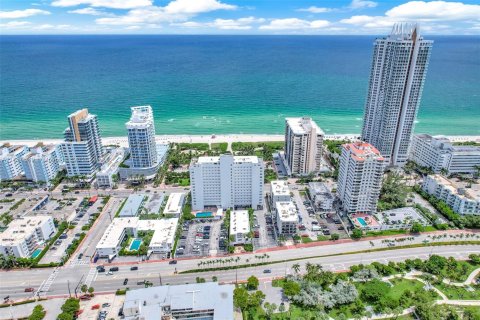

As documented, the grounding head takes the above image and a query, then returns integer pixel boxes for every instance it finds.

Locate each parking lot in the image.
[175,218,225,257]
[40,198,104,264]
[252,208,277,249]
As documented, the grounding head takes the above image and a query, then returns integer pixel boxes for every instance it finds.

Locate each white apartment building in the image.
[422,175,479,215]
[308,182,334,212]
[97,148,125,188]
[0,145,28,181]
[362,23,433,167]
[190,155,264,211]
[163,192,185,217]
[409,134,480,174]
[21,145,60,185]
[96,217,178,258]
[275,201,298,234]
[270,180,291,205]
[126,106,158,169]
[337,142,385,215]
[284,117,324,176]
[60,109,103,178]
[0,216,56,258]
[229,210,250,244]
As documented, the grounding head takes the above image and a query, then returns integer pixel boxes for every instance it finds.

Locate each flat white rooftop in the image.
[286,117,324,135]
[126,105,154,128]
[138,218,178,248]
[275,201,298,222]
[119,194,146,217]
[229,210,250,235]
[163,193,185,215]
[196,155,259,164]
[0,216,52,247]
[271,180,290,197]
[96,217,138,250]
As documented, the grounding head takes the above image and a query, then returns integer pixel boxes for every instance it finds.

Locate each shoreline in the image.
[1,134,479,148]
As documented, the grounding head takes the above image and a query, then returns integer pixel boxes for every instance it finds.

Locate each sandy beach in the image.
[1,134,479,148]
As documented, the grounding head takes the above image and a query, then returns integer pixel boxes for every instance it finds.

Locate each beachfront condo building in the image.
[409,134,480,175]
[284,117,324,176]
[361,23,433,167]
[60,108,103,178]
[337,142,385,215]
[21,144,61,185]
[0,145,28,181]
[190,155,264,211]
[422,175,480,215]
[126,105,158,168]
[0,216,56,258]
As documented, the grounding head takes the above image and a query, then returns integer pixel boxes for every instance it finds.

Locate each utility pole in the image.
[159,273,163,286]
[67,280,71,297]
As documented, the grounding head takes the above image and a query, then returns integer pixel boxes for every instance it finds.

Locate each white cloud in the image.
[173,16,264,30]
[0,21,32,29]
[164,0,236,14]
[35,23,72,30]
[296,6,332,13]
[125,25,141,30]
[349,0,377,9]
[0,9,50,19]
[96,0,237,26]
[68,7,112,16]
[51,0,152,9]
[385,1,480,21]
[341,1,480,30]
[259,18,330,30]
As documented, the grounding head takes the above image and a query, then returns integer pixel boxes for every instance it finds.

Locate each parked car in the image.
[109,267,119,272]
[105,271,113,275]
[91,304,100,310]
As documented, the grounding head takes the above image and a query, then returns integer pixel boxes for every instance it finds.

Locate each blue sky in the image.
[1,0,479,34]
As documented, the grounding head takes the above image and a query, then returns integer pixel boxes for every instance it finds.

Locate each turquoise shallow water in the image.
[0,35,479,140]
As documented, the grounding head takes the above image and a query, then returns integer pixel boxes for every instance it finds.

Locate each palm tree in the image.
[292,263,300,274]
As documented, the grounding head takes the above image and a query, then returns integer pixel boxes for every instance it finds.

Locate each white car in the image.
[105,271,113,275]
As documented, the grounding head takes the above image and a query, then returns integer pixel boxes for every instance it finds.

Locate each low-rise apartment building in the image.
[275,201,298,235]
[270,180,290,205]
[0,216,56,258]
[409,134,480,174]
[229,210,250,245]
[308,182,334,212]
[422,174,480,215]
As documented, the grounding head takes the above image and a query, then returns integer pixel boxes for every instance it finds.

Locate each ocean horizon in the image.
[1,35,479,140]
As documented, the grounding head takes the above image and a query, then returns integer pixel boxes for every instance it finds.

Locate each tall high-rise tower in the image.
[126,106,158,168]
[60,108,103,177]
[284,117,324,176]
[361,23,433,167]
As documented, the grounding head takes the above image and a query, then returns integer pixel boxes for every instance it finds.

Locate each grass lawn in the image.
[179,178,190,186]
[435,283,480,300]
[388,278,431,300]
[210,142,228,153]
[365,229,408,237]
[301,236,313,243]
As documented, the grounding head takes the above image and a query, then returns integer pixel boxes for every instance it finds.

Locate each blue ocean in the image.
[0,35,479,140]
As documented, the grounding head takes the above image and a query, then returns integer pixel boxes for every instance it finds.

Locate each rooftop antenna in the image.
[185,290,200,309]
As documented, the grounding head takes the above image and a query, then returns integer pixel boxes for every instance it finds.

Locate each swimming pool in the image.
[356,217,368,226]
[196,211,213,218]
[31,248,43,259]
[129,238,142,251]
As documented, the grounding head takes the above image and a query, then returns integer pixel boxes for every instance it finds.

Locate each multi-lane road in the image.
[1,242,478,301]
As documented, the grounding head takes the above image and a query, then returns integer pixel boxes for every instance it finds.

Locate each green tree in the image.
[331,233,340,241]
[264,302,277,319]
[233,287,249,310]
[292,263,300,275]
[361,279,390,304]
[88,286,94,295]
[28,305,46,320]
[410,222,424,234]
[247,275,259,290]
[80,284,88,294]
[282,280,301,297]
[351,228,363,239]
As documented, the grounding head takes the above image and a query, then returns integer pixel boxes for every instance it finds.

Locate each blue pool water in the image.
[196,212,213,218]
[31,248,42,259]
[357,218,367,226]
[129,239,142,251]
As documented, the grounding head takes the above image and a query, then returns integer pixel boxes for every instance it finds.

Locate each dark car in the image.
[77,253,83,260]
[109,267,119,272]
[263,269,272,274]
[123,278,128,285]
[130,266,138,271]
[169,260,178,265]
[24,287,35,292]
[97,266,105,272]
